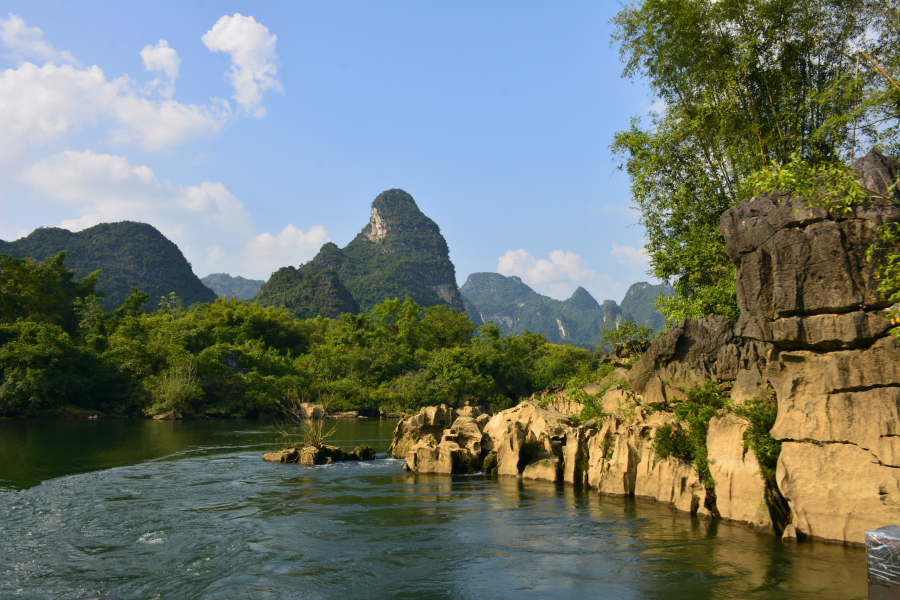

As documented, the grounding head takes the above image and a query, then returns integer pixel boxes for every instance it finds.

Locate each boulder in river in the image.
[387,404,458,458]
[482,401,570,480]
[406,434,481,474]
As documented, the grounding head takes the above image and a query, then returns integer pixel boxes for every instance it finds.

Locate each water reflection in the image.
[0,419,868,599]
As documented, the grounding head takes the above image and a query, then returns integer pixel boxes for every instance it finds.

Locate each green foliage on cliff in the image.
[201,273,265,301]
[651,380,728,489]
[611,0,897,325]
[0,222,217,310]
[257,190,465,318]
[0,253,603,417]
[732,389,781,484]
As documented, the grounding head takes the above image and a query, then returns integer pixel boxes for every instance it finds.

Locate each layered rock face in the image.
[716,149,900,544]
[626,316,771,405]
[394,397,770,528]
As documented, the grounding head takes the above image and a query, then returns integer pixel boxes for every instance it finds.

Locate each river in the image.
[0,418,866,599]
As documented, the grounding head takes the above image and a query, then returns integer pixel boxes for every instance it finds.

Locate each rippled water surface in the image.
[0,419,866,599]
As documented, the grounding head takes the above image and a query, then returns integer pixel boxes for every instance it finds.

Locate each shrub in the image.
[650,379,727,489]
[732,388,781,484]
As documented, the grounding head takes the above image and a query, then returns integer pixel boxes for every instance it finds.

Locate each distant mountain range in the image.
[201,273,264,301]
[0,222,217,309]
[2,200,670,338]
[255,189,465,318]
[460,273,671,346]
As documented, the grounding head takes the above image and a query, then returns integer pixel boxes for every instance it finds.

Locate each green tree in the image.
[0,252,101,334]
[611,0,896,324]
[0,321,94,411]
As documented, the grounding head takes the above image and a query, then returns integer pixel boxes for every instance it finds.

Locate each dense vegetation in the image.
[201,273,265,301]
[460,273,669,346]
[0,252,609,418]
[611,0,899,325]
[0,222,217,310]
[256,189,466,318]
[255,263,359,319]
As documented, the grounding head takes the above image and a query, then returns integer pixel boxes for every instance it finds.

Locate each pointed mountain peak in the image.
[363,189,437,243]
[564,286,601,311]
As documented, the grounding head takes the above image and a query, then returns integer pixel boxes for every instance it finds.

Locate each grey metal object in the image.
[867,525,900,599]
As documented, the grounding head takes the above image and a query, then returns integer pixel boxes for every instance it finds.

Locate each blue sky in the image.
[0,1,658,304]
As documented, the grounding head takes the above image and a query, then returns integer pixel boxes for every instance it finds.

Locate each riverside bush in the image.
[650,380,728,489]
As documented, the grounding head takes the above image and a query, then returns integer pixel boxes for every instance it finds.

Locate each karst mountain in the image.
[460,273,671,346]
[0,222,217,309]
[255,189,466,318]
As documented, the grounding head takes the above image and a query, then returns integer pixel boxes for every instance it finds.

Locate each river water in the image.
[0,419,866,599]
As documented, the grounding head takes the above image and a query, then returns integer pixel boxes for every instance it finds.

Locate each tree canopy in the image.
[0,252,611,417]
[611,0,900,324]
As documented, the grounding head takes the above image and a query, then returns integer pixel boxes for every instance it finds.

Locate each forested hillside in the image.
[256,189,465,317]
[0,252,606,418]
[460,272,668,346]
[201,273,265,300]
[0,223,217,309]
[620,282,672,331]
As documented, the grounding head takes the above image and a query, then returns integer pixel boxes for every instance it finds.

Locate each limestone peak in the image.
[361,189,441,245]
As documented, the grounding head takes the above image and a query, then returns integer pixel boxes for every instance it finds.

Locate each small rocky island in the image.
[264,443,377,465]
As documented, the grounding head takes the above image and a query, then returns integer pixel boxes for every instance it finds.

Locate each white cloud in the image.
[21,148,253,245]
[0,13,77,65]
[0,58,227,158]
[19,150,327,279]
[207,224,331,279]
[0,15,230,159]
[498,248,596,286]
[59,213,102,231]
[202,14,281,118]
[107,92,229,150]
[141,40,179,79]
[497,248,608,300]
[141,40,180,98]
[610,242,651,267]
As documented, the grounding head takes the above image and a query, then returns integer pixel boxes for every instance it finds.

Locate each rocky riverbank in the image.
[391,150,900,547]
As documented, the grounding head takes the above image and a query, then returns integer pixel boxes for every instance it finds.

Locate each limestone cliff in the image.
[716,149,900,546]
[257,189,465,317]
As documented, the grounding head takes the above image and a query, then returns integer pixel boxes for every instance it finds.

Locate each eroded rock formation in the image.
[392,150,900,546]
[715,149,900,545]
